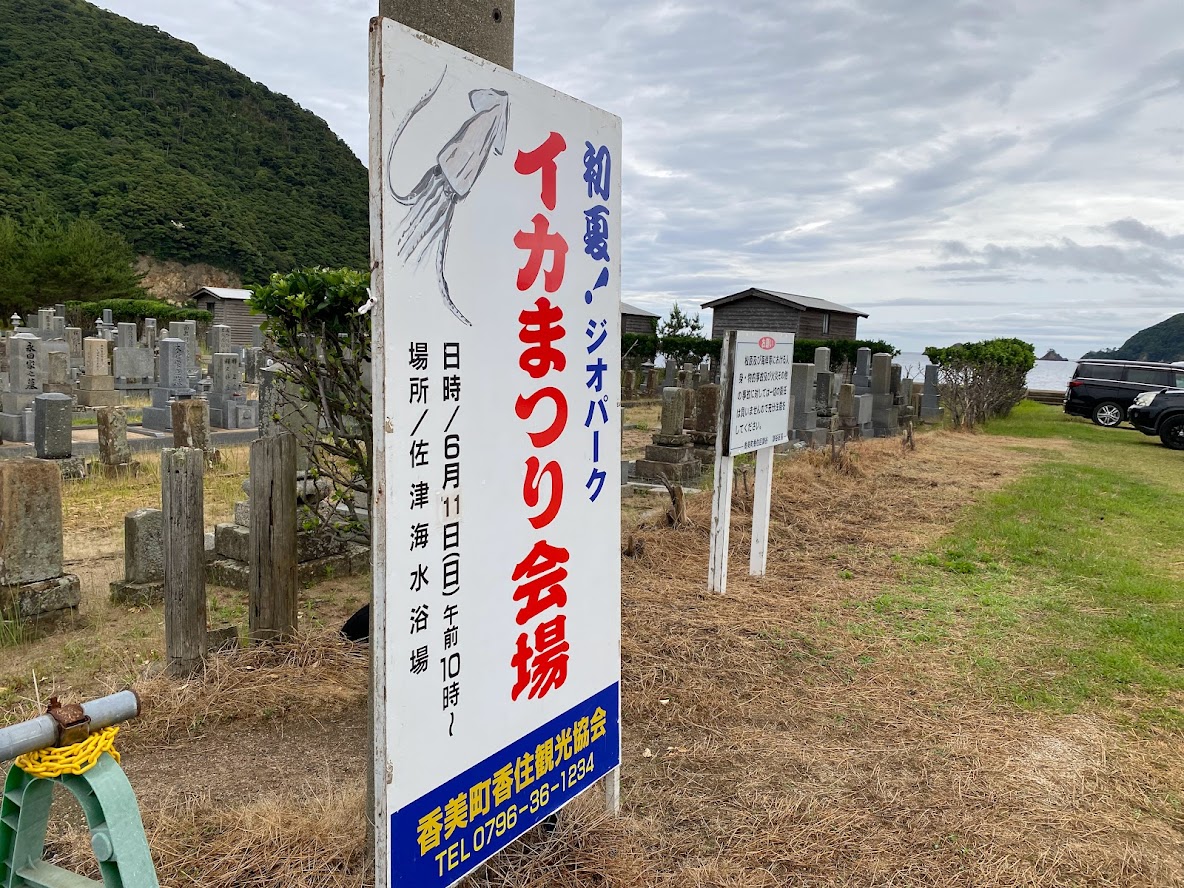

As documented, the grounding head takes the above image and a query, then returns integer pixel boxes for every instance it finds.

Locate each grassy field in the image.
[862,402,1184,729]
[1,402,1181,886]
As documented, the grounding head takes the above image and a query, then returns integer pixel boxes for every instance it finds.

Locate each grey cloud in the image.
[1105,218,1184,250]
[921,239,1184,285]
[93,0,1184,354]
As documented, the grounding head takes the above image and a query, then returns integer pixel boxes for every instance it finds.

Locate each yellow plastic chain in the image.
[14,726,121,779]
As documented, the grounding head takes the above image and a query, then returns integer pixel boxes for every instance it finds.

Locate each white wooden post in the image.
[709,452,734,593]
[749,445,773,576]
[708,333,736,594]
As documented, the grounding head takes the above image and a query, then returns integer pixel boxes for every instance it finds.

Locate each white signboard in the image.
[725,330,794,455]
[370,20,622,888]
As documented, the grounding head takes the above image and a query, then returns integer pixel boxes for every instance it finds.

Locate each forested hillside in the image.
[0,0,368,282]
[1081,313,1184,362]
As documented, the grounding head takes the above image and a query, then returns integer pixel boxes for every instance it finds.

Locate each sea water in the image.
[894,352,1076,393]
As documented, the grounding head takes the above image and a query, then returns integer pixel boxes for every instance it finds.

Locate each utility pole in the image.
[370,4,514,884]
[377,0,514,68]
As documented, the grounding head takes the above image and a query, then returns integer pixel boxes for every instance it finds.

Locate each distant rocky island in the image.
[1039,349,1068,362]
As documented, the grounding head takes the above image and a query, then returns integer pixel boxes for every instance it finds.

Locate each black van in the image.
[1064,360,1184,427]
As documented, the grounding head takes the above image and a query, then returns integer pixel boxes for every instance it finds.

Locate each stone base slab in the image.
[2,574,81,620]
[141,406,172,430]
[109,580,164,606]
[215,523,350,564]
[0,411,26,441]
[48,456,88,480]
[633,458,702,485]
[207,544,370,591]
[76,389,121,408]
[79,376,115,392]
[643,444,696,464]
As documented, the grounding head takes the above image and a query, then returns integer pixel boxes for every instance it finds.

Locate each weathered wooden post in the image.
[161,447,206,676]
[248,431,297,642]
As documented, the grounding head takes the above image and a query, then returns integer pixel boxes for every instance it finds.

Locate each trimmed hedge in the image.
[794,338,898,369]
[66,298,212,333]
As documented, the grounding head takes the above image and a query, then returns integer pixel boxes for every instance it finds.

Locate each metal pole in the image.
[0,691,141,765]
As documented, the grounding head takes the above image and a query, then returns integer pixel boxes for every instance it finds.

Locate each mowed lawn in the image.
[864,401,1184,729]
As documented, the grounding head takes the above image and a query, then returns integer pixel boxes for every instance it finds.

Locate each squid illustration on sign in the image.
[370,67,510,325]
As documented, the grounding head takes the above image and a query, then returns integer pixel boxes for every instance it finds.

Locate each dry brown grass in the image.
[15,429,1184,887]
[130,634,368,745]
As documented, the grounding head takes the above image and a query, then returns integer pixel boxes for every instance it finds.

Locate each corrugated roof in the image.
[620,301,660,318]
[191,287,252,301]
[701,288,868,318]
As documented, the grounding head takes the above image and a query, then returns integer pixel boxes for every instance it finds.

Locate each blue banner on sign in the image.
[390,683,621,887]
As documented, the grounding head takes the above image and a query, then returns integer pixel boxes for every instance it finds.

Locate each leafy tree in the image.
[659,303,704,338]
[924,338,1036,429]
[657,303,713,366]
[249,267,372,540]
[0,208,146,318]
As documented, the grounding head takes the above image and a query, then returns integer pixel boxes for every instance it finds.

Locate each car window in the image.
[1175,371,1184,388]
[1077,364,1124,380]
[1126,368,1169,386]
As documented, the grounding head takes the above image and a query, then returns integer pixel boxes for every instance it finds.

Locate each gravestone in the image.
[113,345,154,386]
[814,346,831,372]
[690,382,720,462]
[97,406,133,470]
[34,393,73,460]
[65,327,83,368]
[37,309,55,331]
[209,325,233,357]
[143,338,195,431]
[870,353,898,436]
[243,347,263,384]
[49,316,65,339]
[815,369,835,417]
[101,309,114,326]
[116,322,138,349]
[921,364,942,420]
[171,398,216,463]
[142,318,158,349]
[110,508,164,604]
[168,321,199,378]
[0,459,81,620]
[632,387,701,485]
[838,383,858,438]
[54,304,66,318]
[853,347,872,394]
[258,363,313,471]
[77,337,121,408]
[1,333,42,440]
[789,363,821,444]
[251,325,264,349]
[208,353,247,428]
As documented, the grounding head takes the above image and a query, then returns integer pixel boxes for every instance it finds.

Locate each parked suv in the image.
[1128,389,1184,449]
[1063,360,1184,427]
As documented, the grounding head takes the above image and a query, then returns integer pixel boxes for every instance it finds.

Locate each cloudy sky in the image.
[97,0,1184,356]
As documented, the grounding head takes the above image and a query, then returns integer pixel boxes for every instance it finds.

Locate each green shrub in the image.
[924,338,1036,428]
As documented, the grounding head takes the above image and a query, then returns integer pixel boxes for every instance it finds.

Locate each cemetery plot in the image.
[0,403,1180,887]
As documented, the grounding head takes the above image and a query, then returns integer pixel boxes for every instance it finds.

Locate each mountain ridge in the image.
[1080,313,1184,362]
[0,0,369,283]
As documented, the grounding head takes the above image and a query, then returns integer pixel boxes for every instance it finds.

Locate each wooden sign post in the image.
[708,330,794,594]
